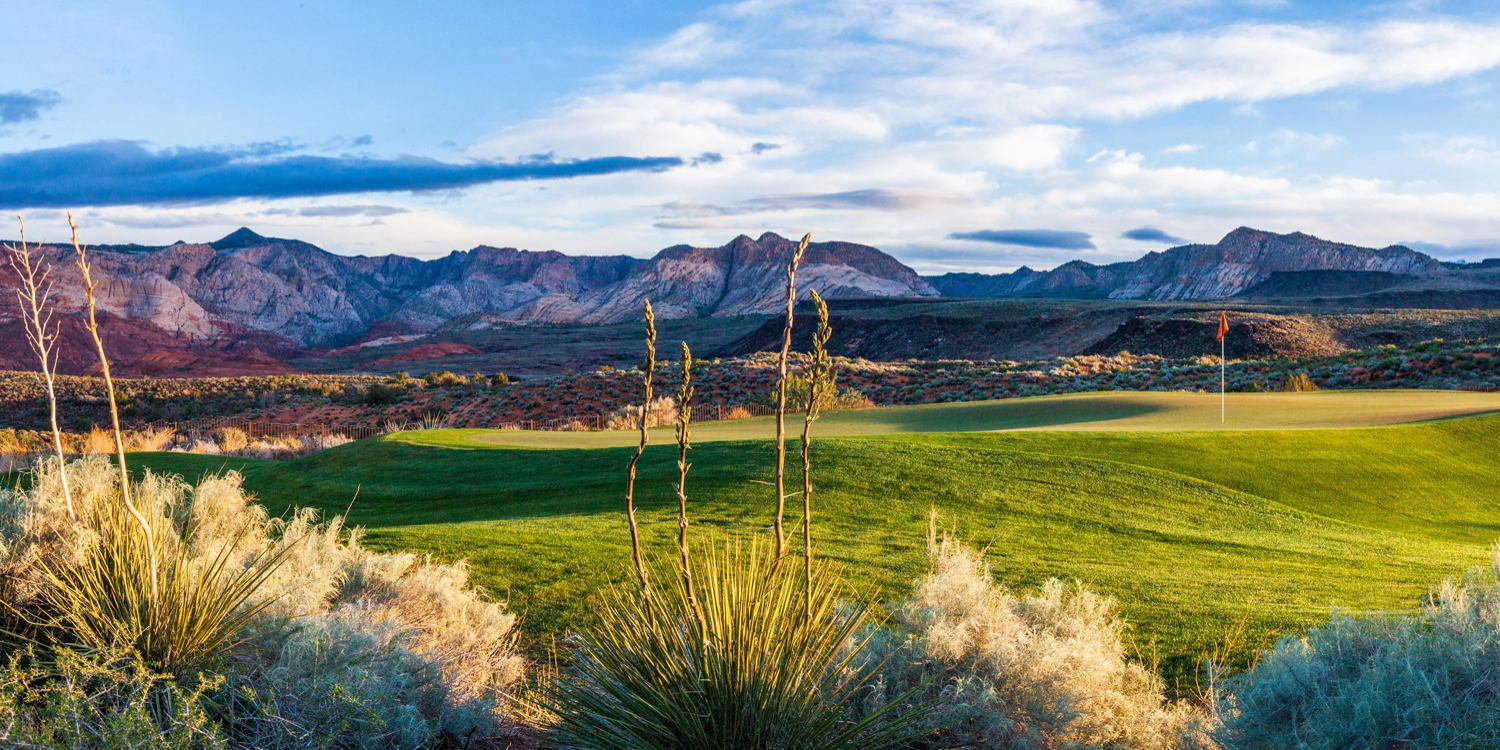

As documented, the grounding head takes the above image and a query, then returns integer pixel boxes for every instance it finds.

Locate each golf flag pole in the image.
[1217,311,1229,423]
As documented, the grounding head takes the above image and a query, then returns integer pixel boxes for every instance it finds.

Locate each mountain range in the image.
[2,225,1496,376]
[926,227,1445,299]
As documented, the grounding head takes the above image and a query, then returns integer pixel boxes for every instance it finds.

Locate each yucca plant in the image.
[34,474,293,677]
[551,538,923,750]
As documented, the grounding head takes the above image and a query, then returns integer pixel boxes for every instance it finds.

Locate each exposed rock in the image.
[4,230,934,358]
[927,228,1449,301]
[372,342,484,364]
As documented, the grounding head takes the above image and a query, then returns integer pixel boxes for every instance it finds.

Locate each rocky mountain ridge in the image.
[0,229,937,360]
[927,227,1447,300]
[4,225,1494,377]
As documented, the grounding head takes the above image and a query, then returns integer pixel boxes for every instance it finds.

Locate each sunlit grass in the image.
[125,399,1500,689]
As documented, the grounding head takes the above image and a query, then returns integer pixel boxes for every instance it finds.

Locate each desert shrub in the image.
[551,539,922,750]
[242,436,303,460]
[424,371,466,388]
[774,374,872,412]
[725,404,756,420]
[1279,371,1318,392]
[0,648,228,749]
[491,372,511,389]
[364,382,407,406]
[854,536,1212,749]
[602,396,677,430]
[0,457,526,747]
[415,409,450,430]
[82,426,115,455]
[128,426,178,452]
[1216,546,1500,749]
[301,433,352,452]
[213,427,249,453]
[9,462,295,677]
[182,439,221,455]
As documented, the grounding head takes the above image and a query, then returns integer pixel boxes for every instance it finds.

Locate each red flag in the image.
[1216,311,1229,343]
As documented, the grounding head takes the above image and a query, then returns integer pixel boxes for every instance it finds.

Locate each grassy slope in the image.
[126,395,1500,689]
[467,389,1500,448]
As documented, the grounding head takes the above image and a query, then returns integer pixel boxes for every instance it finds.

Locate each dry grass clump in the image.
[1216,545,1500,749]
[724,404,756,420]
[855,536,1214,749]
[127,426,177,452]
[213,427,250,453]
[81,426,116,455]
[603,395,678,430]
[301,432,352,452]
[0,456,526,746]
[1279,371,1319,392]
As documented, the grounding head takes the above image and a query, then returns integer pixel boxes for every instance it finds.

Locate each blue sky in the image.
[6,0,1500,271]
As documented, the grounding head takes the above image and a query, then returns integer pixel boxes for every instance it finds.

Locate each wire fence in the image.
[490,401,786,432]
[136,417,388,443]
[0,400,864,469]
[130,399,839,441]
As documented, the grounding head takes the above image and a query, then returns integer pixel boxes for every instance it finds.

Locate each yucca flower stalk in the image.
[552,539,925,750]
[674,341,706,636]
[773,233,811,562]
[800,289,835,618]
[70,214,158,599]
[4,217,74,520]
[623,299,657,591]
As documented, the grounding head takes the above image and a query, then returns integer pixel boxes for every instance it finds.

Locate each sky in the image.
[5,0,1500,272]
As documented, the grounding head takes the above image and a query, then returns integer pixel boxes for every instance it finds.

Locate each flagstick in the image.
[1220,334,1225,424]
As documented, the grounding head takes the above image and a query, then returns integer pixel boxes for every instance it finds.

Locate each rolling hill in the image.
[122,392,1500,689]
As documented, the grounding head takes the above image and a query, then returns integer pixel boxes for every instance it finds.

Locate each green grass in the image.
[467,389,1500,448]
[121,389,1500,692]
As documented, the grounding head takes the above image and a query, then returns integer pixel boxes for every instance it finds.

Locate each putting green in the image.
[465,389,1500,448]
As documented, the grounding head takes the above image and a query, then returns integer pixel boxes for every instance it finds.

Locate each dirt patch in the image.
[1085,314,1346,359]
[117,348,298,378]
[373,342,484,364]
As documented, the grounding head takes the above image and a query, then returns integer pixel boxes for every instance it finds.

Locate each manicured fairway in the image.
[124,389,1500,692]
[467,389,1500,448]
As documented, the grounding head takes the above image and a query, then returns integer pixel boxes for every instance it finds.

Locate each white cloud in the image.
[1403,133,1500,164]
[971,125,1080,171]
[1272,129,1347,150]
[58,1,1500,274]
[639,23,720,68]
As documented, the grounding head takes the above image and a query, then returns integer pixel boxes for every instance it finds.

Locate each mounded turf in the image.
[124,389,1500,691]
[467,389,1500,448]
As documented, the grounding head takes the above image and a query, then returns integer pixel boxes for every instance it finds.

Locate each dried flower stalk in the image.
[799,289,834,617]
[4,218,74,519]
[772,233,811,561]
[675,342,705,635]
[70,214,157,596]
[624,299,657,591]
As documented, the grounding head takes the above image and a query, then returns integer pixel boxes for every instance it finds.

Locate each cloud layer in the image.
[1121,227,1187,244]
[0,140,683,209]
[950,229,1096,250]
[0,89,61,124]
[11,1,1500,270]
